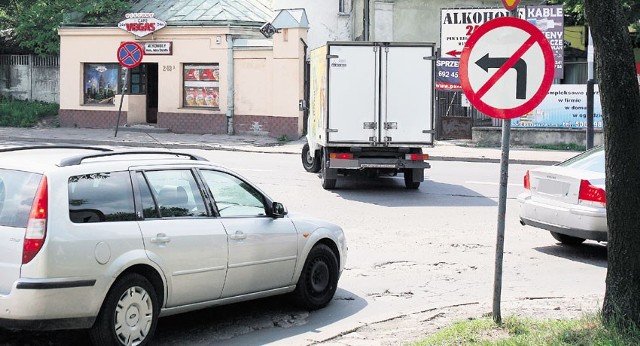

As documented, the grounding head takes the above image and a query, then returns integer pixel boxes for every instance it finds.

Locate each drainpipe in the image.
[300,38,309,135]
[364,0,370,41]
[226,34,235,135]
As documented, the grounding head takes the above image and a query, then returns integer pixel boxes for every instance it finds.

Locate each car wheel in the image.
[302,143,321,173]
[404,169,421,189]
[293,244,339,310]
[90,273,159,346]
[550,231,586,246]
[321,154,337,190]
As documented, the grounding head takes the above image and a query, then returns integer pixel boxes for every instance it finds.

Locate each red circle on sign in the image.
[459,17,554,120]
[117,42,144,69]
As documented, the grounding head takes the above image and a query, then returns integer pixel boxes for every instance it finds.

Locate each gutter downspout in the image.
[364,0,370,41]
[226,34,235,135]
[300,37,309,135]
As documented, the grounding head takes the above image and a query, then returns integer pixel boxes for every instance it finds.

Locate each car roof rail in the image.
[58,150,209,167]
[0,145,112,153]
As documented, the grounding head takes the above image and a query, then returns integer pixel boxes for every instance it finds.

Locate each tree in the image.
[583,0,640,329]
[1,0,129,55]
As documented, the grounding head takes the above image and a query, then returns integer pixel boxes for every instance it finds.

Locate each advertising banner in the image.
[435,58,461,91]
[511,84,602,128]
[525,5,564,79]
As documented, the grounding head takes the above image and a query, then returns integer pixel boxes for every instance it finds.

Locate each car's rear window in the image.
[0,169,43,228]
[559,146,605,173]
[68,171,136,223]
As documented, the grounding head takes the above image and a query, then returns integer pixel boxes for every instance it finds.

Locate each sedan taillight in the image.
[524,170,530,190]
[578,179,606,207]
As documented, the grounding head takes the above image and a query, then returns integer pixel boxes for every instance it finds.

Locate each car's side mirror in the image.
[271,202,287,218]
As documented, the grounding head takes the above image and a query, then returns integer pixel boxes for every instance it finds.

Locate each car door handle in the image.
[151,233,171,244]
[229,231,246,240]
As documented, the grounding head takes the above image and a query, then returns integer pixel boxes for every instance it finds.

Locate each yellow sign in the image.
[501,0,521,11]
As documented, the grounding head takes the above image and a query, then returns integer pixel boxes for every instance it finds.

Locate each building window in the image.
[339,0,346,13]
[83,63,119,104]
[124,65,147,95]
[183,64,220,108]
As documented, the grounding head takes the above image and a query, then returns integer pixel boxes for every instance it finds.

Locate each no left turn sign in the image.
[459,17,554,119]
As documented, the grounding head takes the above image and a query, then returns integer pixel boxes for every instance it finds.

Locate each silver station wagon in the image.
[0,146,347,345]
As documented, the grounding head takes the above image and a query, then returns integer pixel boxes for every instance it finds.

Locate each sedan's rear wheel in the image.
[90,273,159,346]
[550,231,586,246]
[293,244,339,310]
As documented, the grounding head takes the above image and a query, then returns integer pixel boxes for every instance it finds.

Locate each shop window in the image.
[83,63,120,105]
[183,64,220,108]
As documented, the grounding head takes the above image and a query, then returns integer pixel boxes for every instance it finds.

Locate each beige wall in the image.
[59,25,306,131]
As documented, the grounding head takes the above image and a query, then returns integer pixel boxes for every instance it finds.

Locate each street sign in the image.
[501,0,520,11]
[459,16,554,119]
[117,42,144,69]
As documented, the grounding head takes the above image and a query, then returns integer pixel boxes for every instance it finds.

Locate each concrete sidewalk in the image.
[0,126,579,165]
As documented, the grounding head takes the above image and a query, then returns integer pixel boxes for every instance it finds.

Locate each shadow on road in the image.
[154,288,367,345]
[320,174,497,207]
[534,242,608,268]
[0,289,366,346]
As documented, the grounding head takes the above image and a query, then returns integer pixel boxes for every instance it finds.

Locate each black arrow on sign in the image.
[476,53,527,100]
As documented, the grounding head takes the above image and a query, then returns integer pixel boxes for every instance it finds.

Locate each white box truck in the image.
[301,42,435,189]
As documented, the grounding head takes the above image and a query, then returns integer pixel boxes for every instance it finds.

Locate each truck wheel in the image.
[321,155,337,190]
[302,143,321,173]
[404,169,421,189]
[90,273,159,346]
[292,244,339,310]
[550,231,585,246]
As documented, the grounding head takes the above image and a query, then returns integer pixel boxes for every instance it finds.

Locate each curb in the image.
[2,136,563,165]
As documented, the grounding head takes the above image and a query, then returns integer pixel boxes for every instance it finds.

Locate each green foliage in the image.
[0,97,59,127]
[414,314,640,346]
[2,0,129,55]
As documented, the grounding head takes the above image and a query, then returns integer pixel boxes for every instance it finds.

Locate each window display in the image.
[84,64,119,104]
[183,64,219,108]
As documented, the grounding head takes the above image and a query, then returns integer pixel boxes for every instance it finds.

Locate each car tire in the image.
[321,153,337,190]
[404,169,421,189]
[302,143,321,173]
[293,244,339,310]
[550,231,586,246]
[90,273,159,346]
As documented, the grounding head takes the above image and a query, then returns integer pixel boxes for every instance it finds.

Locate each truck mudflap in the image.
[329,158,430,170]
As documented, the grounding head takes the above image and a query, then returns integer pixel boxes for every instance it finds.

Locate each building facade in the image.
[58,0,308,139]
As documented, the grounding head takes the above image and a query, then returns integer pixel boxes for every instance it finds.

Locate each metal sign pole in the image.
[492,7,518,326]
[115,68,129,137]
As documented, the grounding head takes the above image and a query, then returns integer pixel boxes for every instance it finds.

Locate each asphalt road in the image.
[0,147,606,345]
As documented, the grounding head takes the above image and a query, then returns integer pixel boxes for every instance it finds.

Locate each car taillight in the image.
[23,176,48,264]
[330,153,354,160]
[405,154,429,161]
[578,179,606,207]
[524,170,530,190]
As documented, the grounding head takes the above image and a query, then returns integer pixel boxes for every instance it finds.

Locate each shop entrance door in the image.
[146,63,158,123]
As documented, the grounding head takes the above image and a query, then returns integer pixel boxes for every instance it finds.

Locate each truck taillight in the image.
[405,154,429,161]
[524,170,530,190]
[23,176,48,264]
[578,179,606,207]
[330,153,354,160]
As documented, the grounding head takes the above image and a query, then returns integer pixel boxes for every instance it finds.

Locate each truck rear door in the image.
[327,43,379,144]
[381,44,435,145]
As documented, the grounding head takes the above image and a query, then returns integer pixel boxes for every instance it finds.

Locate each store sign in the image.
[526,5,564,79]
[143,41,172,55]
[118,13,166,38]
[435,58,461,91]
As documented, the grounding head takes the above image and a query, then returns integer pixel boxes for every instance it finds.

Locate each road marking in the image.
[466,181,520,187]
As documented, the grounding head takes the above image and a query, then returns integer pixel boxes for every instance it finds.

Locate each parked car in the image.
[518,145,606,245]
[0,146,347,346]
